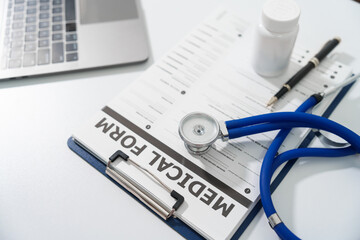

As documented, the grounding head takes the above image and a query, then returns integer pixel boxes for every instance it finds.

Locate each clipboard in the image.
[67,81,354,240]
[67,137,203,240]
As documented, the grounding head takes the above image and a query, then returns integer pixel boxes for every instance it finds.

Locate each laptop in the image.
[0,0,149,80]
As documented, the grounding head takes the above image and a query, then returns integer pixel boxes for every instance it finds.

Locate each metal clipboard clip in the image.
[105,150,184,220]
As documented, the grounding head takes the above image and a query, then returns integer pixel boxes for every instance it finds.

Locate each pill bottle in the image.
[252,0,300,77]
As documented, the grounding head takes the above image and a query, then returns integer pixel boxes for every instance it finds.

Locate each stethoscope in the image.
[178,74,360,240]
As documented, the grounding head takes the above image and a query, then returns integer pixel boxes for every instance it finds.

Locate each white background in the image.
[1,0,360,239]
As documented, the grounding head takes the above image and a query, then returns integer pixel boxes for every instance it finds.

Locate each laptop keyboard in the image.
[2,0,78,69]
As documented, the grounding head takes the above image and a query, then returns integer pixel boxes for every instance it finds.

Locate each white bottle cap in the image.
[262,0,300,33]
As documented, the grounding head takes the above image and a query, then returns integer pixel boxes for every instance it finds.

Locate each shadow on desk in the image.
[278,154,360,238]
[0,55,154,90]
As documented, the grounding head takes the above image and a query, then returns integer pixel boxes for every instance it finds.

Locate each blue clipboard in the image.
[67,82,353,240]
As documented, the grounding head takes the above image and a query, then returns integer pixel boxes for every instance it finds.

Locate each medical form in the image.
[72,8,351,240]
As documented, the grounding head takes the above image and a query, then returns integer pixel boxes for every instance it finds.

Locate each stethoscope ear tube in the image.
[260,95,360,240]
[178,93,360,239]
[226,112,359,142]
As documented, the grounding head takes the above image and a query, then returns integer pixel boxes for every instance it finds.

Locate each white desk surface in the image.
[1,0,360,239]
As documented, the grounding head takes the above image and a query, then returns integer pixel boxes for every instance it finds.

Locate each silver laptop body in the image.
[0,0,149,80]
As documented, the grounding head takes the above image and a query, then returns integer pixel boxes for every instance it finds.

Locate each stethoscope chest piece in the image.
[178,112,220,155]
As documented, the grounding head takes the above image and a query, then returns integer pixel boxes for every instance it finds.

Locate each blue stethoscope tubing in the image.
[225,94,360,240]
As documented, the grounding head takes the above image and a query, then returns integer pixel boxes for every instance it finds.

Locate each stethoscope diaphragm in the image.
[178,112,220,155]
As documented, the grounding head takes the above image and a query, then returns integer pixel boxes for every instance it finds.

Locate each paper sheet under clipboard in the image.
[71,8,352,240]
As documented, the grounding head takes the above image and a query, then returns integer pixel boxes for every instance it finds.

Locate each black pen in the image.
[266,37,341,107]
